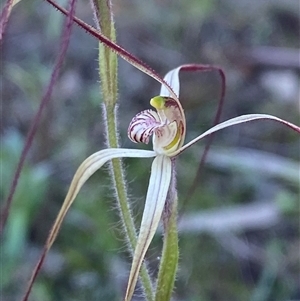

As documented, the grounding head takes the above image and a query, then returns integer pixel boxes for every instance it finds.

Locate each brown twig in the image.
[0,0,76,235]
[20,1,76,299]
[179,65,226,218]
[0,0,14,42]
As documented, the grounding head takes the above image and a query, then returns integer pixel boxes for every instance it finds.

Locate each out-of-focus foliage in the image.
[1,131,50,294]
[1,0,299,300]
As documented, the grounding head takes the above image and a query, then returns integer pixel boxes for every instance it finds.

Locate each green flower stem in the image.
[92,0,154,299]
[91,0,117,107]
[155,159,179,301]
[104,105,154,301]
[103,104,137,247]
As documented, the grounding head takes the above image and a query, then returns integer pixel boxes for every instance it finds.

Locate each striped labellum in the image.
[128,96,186,156]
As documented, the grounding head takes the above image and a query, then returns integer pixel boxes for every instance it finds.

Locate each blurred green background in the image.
[1,0,299,300]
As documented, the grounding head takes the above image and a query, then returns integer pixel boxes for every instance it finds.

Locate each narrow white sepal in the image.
[68,148,156,203]
[174,114,300,156]
[125,155,172,301]
[47,148,156,247]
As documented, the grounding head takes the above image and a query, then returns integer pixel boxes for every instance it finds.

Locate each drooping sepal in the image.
[124,155,172,301]
[22,148,156,301]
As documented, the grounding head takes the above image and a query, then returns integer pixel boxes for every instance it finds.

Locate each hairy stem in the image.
[93,0,153,298]
[103,104,136,245]
[103,105,154,301]
[155,158,179,301]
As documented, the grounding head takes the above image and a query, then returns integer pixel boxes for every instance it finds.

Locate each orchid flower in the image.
[123,66,300,300]
[20,62,300,301]
[5,0,299,300]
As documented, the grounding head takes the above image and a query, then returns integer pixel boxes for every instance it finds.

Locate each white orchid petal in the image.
[174,114,300,156]
[47,148,156,247]
[160,67,181,97]
[125,155,172,301]
[25,148,156,298]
